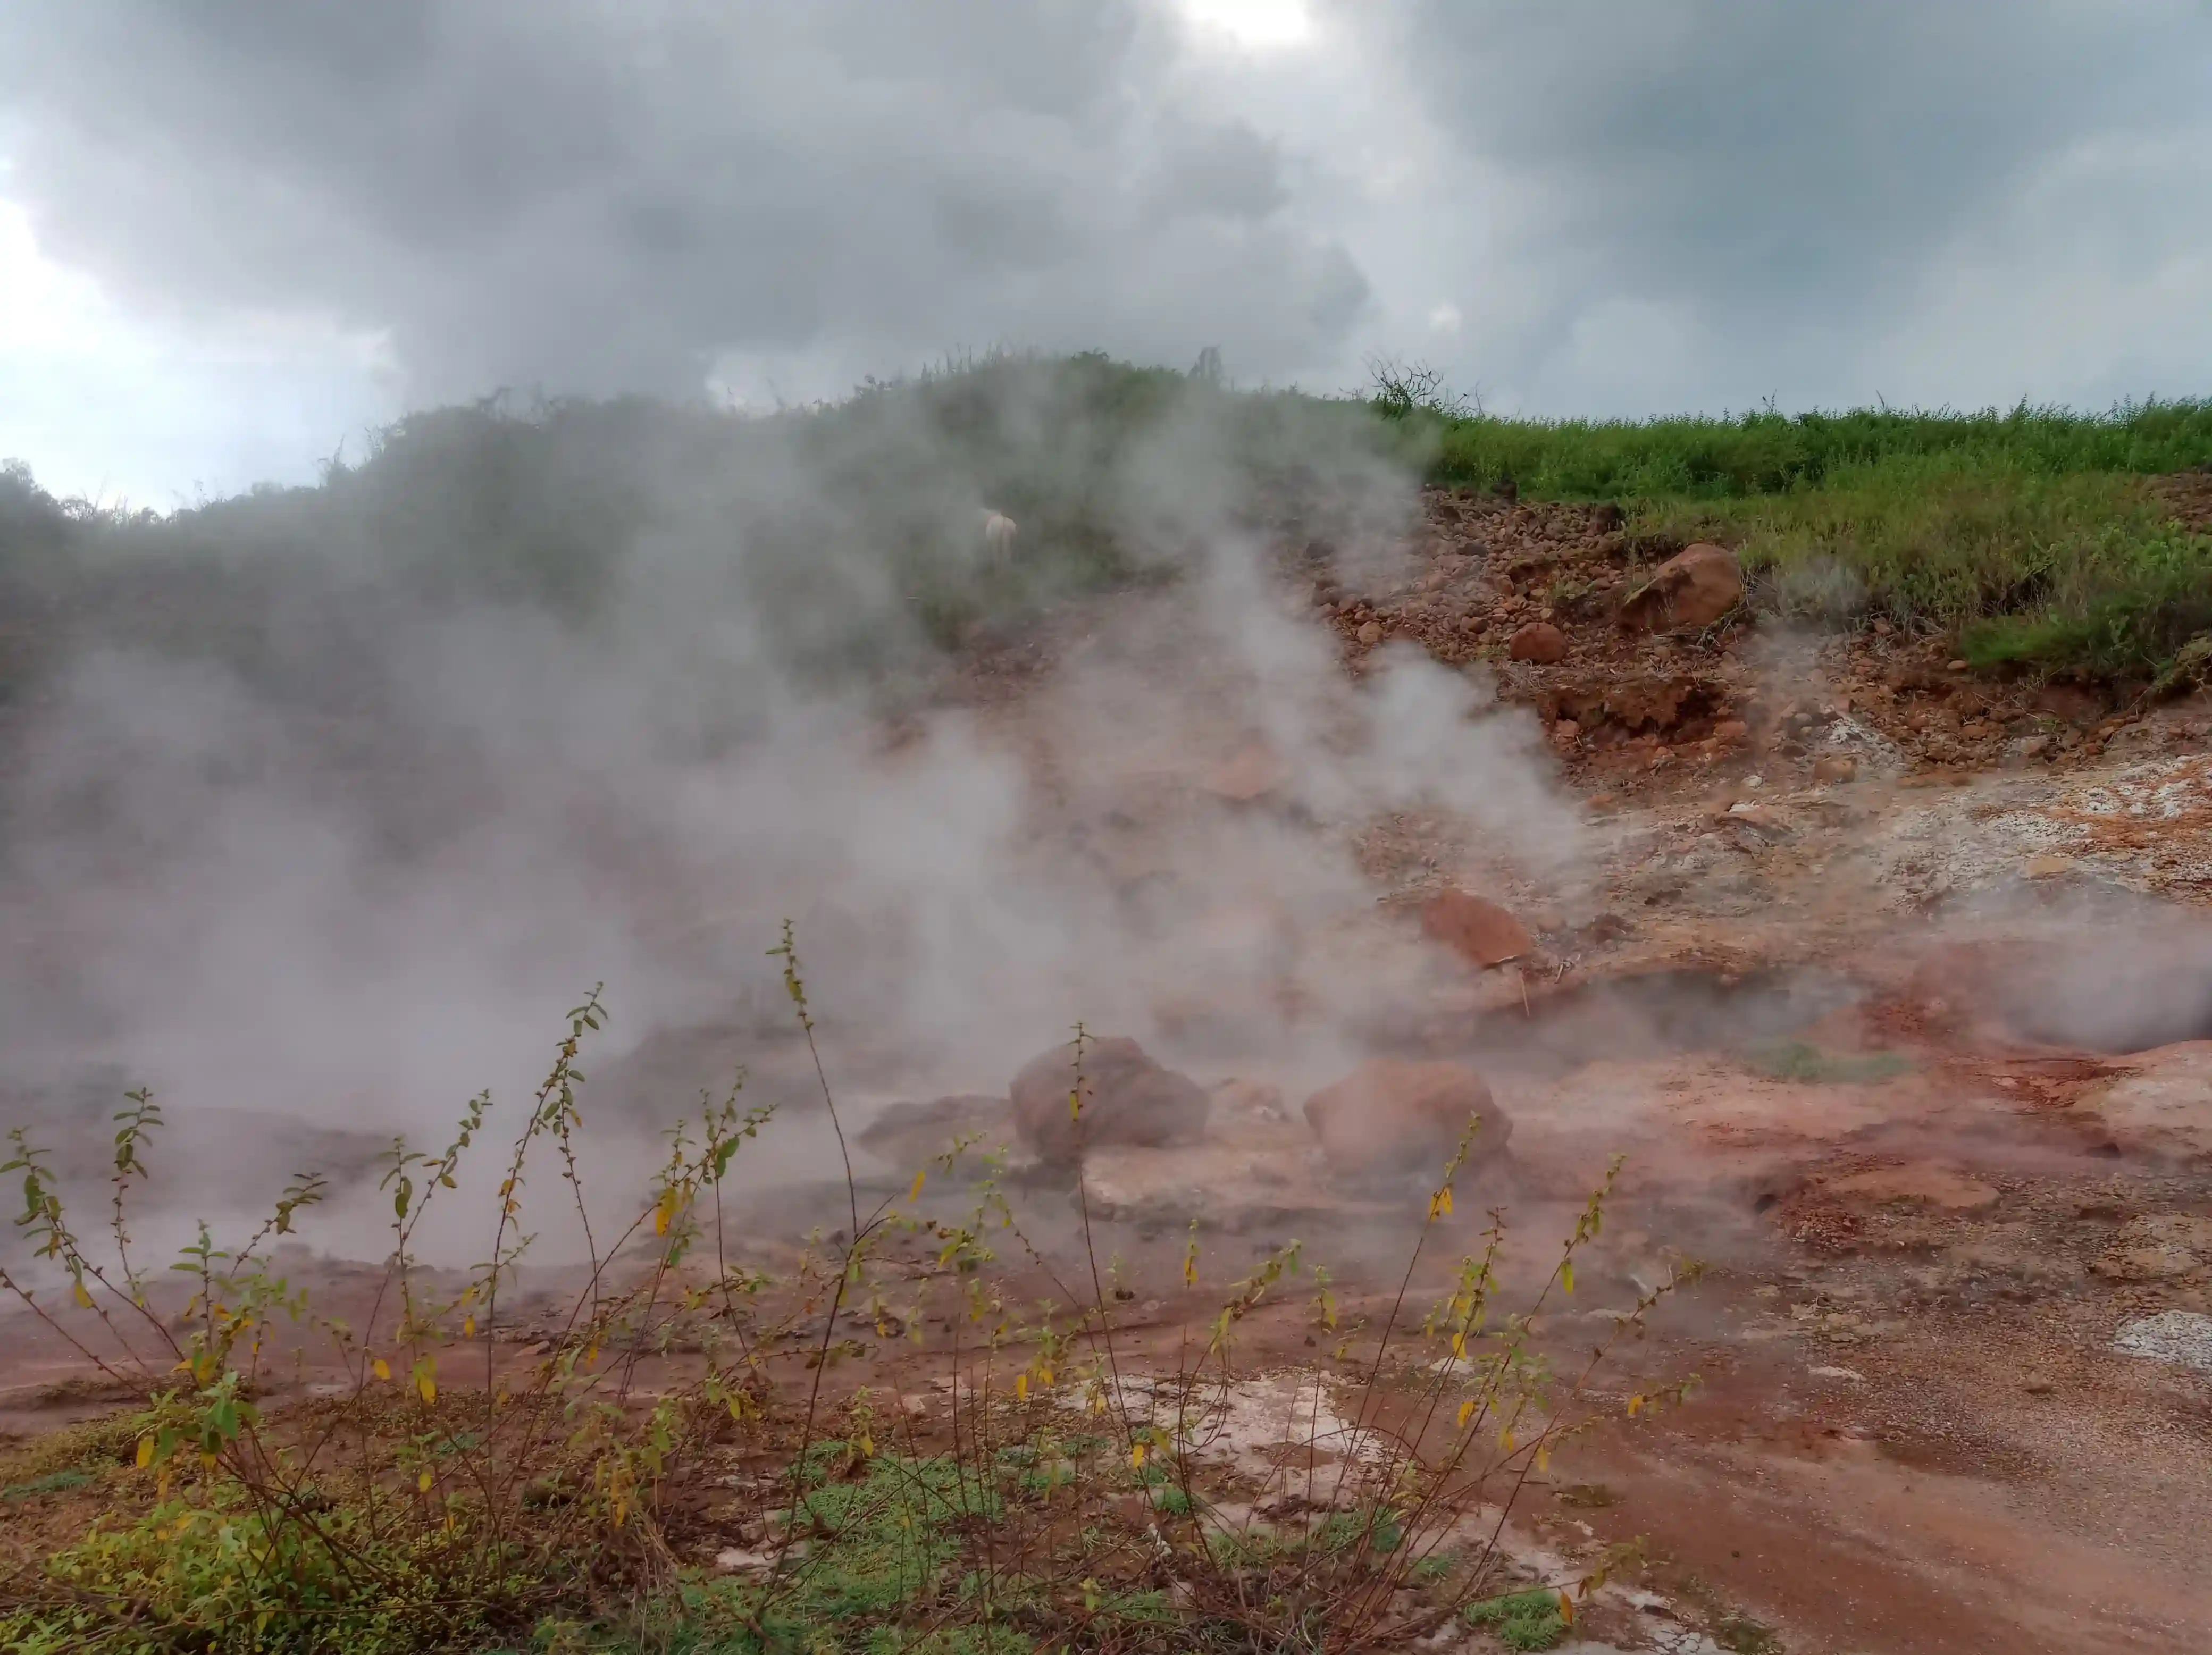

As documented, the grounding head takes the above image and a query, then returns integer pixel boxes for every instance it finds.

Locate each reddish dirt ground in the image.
[8,489,2212,1653]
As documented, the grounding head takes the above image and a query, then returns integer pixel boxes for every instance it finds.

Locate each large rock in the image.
[1420,889,1534,969]
[1303,1060,1511,1179]
[1620,543,1743,632]
[1010,1037,1209,1163]
[856,1095,1013,1170]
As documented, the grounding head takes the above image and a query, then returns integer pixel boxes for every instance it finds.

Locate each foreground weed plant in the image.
[1,936,1695,1653]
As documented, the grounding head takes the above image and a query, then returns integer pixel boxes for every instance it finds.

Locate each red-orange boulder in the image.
[1620,543,1742,632]
[1420,888,1534,969]
[1205,741,1287,802]
[1010,1037,1209,1163]
[1303,1060,1511,1178]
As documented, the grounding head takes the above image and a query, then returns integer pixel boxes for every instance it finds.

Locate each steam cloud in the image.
[0,364,1583,1256]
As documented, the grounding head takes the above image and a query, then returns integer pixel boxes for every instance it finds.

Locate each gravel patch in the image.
[2113,1310,2212,1373]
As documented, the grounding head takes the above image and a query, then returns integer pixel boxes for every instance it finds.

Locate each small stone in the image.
[1356,620,1383,646]
[1812,755,1857,783]
[1712,720,1749,743]
[1508,620,1569,663]
[1552,719,1581,748]
[1947,659,1970,671]
[2002,734,2053,768]
[2022,854,2073,879]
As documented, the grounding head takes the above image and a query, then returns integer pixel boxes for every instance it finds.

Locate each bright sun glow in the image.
[1178,0,1315,51]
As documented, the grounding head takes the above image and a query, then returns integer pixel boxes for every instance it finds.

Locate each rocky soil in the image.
[8,483,2212,1653]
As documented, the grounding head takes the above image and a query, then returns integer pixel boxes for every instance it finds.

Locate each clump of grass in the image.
[1712,1608,1786,1653]
[1,1467,94,1502]
[1632,456,2212,675]
[1464,1585,1572,1651]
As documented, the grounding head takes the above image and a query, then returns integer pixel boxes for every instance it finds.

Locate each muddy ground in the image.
[7,489,2212,1653]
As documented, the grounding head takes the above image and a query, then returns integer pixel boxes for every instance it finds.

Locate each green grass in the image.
[1418,400,2212,499]
[1635,456,2212,673]
[1400,395,2212,678]
[1463,1586,1571,1651]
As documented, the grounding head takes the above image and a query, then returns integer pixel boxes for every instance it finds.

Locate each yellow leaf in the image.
[1561,1261,1574,1296]
[1627,1393,1644,1417]
[418,1469,432,1493]
[372,1358,391,1382]
[1535,1444,1551,1473]
[1428,1186,1453,1220]
[1130,1442,1146,1469]
[1456,1399,1476,1430]
[136,1435,155,1469]
[1450,1331,1467,1359]
[463,1316,475,1339]
[859,1431,874,1458]
[1558,1591,1574,1623]
[73,1279,93,1310]
[1040,1366,1053,1387]
[909,1169,926,1202]
[654,1187,677,1237]
[1499,1429,1515,1454]
[416,1360,438,1405]
[1015,1373,1028,1401]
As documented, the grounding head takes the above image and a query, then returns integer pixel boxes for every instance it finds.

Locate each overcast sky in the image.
[3,0,2209,505]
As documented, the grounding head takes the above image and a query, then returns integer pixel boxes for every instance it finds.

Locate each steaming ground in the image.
[0,370,1583,1264]
[9,385,2212,1650]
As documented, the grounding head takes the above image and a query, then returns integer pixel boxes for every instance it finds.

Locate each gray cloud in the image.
[1381,0,2212,408]
[3,0,2209,499]
[0,1,1371,400]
